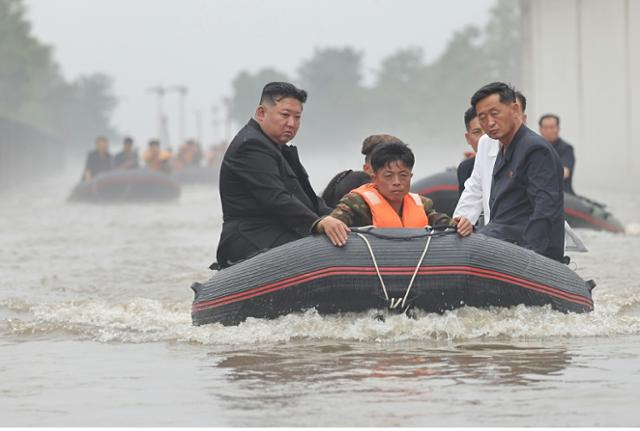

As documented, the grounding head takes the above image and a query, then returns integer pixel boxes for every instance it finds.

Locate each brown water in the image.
[1,169,640,426]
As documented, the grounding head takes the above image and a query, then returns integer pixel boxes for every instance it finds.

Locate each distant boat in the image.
[191,227,594,326]
[412,169,625,233]
[68,169,181,203]
[171,165,219,185]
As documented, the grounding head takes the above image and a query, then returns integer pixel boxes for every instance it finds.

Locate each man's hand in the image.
[452,216,473,237]
[317,216,350,247]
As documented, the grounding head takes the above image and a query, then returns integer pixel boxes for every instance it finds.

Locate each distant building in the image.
[521,0,639,190]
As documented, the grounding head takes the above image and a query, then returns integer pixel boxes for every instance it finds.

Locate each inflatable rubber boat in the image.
[171,166,219,185]
[191,227,595,326]
[68,169,181,203]
[412,169,625,233]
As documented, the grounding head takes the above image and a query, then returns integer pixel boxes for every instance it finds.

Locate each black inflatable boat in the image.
[171,166,219,185]
[412,169,625,233]
[68,169,181,203]
[191,228,594,326]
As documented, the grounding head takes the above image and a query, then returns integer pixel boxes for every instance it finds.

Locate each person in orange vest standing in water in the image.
[314,140,473,246]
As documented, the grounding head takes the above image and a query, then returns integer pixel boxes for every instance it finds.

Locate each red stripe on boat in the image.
[564,207,624,233]
[416,184,459,195]
[193,265,593,311]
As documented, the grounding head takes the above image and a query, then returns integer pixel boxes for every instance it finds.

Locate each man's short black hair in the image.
[361,134,403,163]
[370,141,414,172]
[123,136,133,145]
[470,82,517,110]
[539,113,560,126]
[260,82,307,105]
[516,91,527,113]
[148,139,160,147]
[464,107,477,130]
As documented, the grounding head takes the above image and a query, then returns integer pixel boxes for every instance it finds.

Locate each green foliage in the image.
[227,0,523,153]
[229,67,291,124]
[296,47,366,144]
[0,0,117,148]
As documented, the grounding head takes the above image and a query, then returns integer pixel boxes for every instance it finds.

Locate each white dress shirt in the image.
[453,134,499,224]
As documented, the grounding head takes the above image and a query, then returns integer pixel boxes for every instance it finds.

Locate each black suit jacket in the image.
[456,156,475,196]
[481,125,565,261]
[216,119,331,267]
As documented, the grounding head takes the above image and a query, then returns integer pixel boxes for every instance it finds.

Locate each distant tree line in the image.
[227,0,522,155]
[0,0,118,151]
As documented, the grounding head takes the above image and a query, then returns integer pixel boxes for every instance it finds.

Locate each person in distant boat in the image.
[143,139,172,173]
[470,82,565,261]
[321,134,400,208]
[314,141,473,246]
[206,141,228,168]
[174,139,203,170]
[82,136,112,182]
[456,107,484,195]
[215,82,332,268]
[113,136,139,170]
[539,114,576,194]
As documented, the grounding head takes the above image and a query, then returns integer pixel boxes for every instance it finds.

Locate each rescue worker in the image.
[82,136,112,181]
[174,139,203,170]
[314,141,473,246]
[143,139,172,173]
[113,136,139,170]
[321,134,400,208]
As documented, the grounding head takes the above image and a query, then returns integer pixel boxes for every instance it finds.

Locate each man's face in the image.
[539,117,560,143]
[256,97,302,145]
[475,93,519,141]
[372,160,413,205]
[464,116,484,153]
[96,139,108,153]
[149,144,160,156]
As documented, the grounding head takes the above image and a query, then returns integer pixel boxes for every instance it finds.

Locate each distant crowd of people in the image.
[81,137,228,182]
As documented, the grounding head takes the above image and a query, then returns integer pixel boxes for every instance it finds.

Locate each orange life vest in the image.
[352,183,429,228]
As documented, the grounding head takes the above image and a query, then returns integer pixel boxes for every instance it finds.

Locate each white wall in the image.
[522,0,639,191]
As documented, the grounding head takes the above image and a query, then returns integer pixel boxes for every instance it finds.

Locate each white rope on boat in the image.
[355,232,390,301]
[355,228,433,311]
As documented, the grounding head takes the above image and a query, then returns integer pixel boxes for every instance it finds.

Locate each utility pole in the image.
[211,105,220,144]
[146,85,168,146]
[222,97,232,143]
[195,109,203,146]
[167,85,188,147]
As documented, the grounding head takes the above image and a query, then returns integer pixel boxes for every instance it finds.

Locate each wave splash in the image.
[3,292,640,345]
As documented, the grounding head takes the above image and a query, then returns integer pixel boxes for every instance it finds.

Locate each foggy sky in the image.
[26,0,493,148]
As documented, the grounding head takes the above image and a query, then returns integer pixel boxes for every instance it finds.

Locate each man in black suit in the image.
[456,106,483,195]
[215,82,339,268]
[539,114,576,194]
[472,82,565,261]
[82,136,112,181]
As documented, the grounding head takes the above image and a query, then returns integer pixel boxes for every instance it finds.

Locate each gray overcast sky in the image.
[26,0,494,148]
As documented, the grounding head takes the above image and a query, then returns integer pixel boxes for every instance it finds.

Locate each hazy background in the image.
[1,0,637,191]
[25,0,495,147]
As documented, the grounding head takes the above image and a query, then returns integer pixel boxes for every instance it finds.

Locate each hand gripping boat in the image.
[191,228,595,326]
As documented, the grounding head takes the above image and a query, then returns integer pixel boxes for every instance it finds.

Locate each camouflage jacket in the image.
[327,191,452,228]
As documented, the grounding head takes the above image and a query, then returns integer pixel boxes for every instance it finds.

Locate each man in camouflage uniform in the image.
[314,140,473,246]
[328,188,452,228]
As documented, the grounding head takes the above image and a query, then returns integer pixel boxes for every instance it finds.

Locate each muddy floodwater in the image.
[1,168,639,426]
